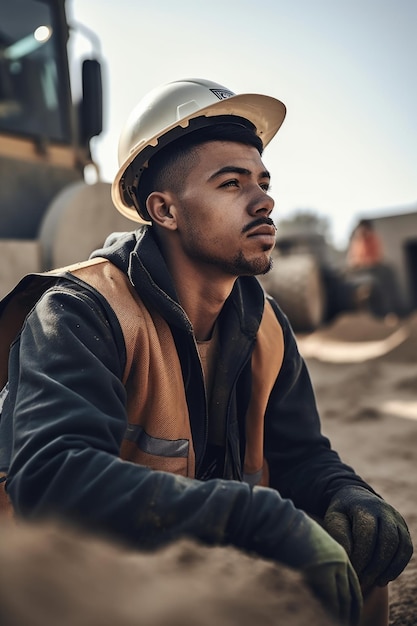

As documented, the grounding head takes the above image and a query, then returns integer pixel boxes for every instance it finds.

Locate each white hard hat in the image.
[111,78,286,224]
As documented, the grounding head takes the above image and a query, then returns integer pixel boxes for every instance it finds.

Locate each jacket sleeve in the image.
[6,282,324,563]
[264,298,377,517]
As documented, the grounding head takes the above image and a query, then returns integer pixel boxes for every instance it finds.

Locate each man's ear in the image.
[146,192,178,230]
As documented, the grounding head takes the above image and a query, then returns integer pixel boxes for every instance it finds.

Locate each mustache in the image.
[242,217,277,234]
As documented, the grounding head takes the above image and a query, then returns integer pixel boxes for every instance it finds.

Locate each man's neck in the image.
[162,256,233,340]
[174,270,234,341]
[155,230,236,341]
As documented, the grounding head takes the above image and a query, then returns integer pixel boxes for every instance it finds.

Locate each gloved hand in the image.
[271,511,363,625]
[324,486,413,592]
[242,487,363,623]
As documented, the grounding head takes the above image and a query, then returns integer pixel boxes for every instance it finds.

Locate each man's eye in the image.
[221,180,239,188]
[260,182,271,192]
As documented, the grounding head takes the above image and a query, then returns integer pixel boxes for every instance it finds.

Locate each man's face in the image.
[172,140,276,278]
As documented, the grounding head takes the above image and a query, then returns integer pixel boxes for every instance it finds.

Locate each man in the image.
[0,79,412,625]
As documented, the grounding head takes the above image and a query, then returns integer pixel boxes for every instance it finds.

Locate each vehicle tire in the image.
[261,253,327,332]
[39,181,134,270]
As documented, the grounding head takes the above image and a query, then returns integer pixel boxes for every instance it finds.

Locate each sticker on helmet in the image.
[210,89,235,100]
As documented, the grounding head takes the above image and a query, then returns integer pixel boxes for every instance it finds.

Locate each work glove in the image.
[268,511,363,625]
[324,486,413,593]
[288,515,362,626]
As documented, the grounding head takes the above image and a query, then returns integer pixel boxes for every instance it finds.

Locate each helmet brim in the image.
[111,92,286,224]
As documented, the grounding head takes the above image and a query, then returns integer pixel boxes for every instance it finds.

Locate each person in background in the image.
[347,218,403,318]
[347,219,384,269]
[0,79,412,626]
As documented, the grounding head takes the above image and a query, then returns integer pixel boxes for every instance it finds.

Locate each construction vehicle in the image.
[259,213,417,333]
[259,225,359,332]
[0,0,132,296]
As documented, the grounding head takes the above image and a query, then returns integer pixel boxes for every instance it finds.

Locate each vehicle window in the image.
[0,0,68,141]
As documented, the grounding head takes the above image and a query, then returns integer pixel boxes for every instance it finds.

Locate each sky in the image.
[68,0,417,249]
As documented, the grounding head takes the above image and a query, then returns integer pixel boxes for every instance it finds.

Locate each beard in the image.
[183,238,273,277]
[222,250,273,276]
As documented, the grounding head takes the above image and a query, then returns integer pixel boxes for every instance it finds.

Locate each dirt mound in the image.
[0,520,335,626]
[309,311,404,343]
[297,312,413,363]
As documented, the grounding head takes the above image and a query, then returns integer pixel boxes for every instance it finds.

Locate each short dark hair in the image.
[136,120,264,221]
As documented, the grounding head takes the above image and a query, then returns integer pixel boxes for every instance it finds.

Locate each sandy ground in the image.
[1,311,416,626]
[297,311,417,626]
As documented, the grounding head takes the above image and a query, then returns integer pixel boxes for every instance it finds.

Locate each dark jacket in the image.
[2,228,373,560]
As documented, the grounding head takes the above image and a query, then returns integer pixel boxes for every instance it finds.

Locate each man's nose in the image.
[249,189,275,215]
